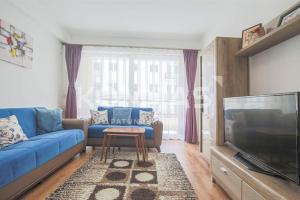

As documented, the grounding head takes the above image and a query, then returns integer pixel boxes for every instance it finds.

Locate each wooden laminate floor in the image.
[21,140,229,200]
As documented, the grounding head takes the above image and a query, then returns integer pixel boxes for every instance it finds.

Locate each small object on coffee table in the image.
[101,127,147,163]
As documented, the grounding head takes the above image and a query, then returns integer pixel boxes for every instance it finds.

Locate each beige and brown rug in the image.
[47,150,198,200]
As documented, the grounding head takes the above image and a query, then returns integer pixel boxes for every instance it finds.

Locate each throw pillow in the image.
[36,108,63,134]
[0,115,28,149]
[138,110,154,126]
[90,110,109,124]
[111,108,132,125]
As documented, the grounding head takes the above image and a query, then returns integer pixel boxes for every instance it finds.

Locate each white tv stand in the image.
[211,145,300,200]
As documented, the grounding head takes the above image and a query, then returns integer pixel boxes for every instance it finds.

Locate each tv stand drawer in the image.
[242,181,265,200]
[212,156,242,200]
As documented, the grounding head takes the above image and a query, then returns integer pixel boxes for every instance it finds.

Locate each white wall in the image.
[249,35,300,95]
[0,2,64,108]
[70,34,202,50]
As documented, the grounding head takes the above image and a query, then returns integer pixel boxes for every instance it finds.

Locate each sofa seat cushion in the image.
[0,129,84,188]
[88,125,154,139]
[4,139,60,166]
[30,129,84,153]
[0,148,36,187]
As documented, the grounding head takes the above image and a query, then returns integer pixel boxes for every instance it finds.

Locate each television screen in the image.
[224,93,299,183]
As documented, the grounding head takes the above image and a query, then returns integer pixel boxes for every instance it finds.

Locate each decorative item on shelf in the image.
[0,18,33,68]
[242,23,266,48]
[278,3,300,27]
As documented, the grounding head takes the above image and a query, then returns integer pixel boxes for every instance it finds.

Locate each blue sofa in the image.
[0,108,88,200]
[87,106,163,151]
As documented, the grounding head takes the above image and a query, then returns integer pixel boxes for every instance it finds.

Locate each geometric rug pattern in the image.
[47,150,198,200]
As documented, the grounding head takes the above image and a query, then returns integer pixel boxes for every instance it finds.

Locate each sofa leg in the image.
[156,147,161,153]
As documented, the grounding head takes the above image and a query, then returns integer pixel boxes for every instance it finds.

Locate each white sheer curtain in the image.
[77,46,186,140]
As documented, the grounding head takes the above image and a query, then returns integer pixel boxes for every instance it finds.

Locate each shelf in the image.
[236,16,300,57]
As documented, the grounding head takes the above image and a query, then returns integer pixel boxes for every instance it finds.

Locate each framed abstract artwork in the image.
[0,19,33,68]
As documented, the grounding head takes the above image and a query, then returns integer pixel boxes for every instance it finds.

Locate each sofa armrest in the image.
[152,120,163,147]
[87,118,92,126]
[62,119,89,147]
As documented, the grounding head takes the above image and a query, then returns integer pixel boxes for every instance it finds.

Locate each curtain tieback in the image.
[68,82,76,88]
[187,91,195,106]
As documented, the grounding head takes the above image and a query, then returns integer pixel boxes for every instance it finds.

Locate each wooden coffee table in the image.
[101,127,147,163]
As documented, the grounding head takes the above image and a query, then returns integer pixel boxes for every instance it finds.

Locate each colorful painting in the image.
[0,19,33,68]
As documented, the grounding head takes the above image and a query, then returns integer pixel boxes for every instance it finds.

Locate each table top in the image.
[103,127,146,134]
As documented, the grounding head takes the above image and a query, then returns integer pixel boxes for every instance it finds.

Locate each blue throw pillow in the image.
[111,108,132,125]
[36,108,63,134]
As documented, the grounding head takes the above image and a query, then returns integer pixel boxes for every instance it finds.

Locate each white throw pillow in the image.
[90,110,109,124]
[138,110,154,126]
[0,115,28,149]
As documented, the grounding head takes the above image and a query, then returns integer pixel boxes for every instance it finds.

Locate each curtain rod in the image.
[62,43,201,51]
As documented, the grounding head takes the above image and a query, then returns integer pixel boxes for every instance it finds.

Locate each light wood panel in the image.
[242,181,265,200]
[211,145,300,200]
[201,37,249,150]
[215,37,249,145]
[212,156,242,200]
[20,141,229,200]
[236,16,300,57]
[201,40,216,162]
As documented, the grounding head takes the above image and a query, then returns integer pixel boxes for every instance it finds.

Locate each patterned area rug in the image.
[48,150,198,200]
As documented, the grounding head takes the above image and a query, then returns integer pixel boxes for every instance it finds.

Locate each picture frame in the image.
[242,23,265,48]
[0,19,33,68]
[278,4,300,26]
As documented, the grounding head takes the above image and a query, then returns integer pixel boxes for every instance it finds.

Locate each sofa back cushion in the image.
[131,107,153,125]
[36,108,64,134]
[0,108,38,138]
[98,106,153,125]
[111,107,132,125]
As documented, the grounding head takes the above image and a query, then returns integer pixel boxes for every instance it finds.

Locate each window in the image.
[77,47,186,139]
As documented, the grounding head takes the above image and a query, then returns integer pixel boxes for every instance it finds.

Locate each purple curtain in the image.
[65,44,82,118]
[184,49,198,144]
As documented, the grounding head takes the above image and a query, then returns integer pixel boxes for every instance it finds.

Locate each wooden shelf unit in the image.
[236,16,300,57]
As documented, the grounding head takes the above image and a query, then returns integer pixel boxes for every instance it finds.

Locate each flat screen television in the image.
[224,92,300,184]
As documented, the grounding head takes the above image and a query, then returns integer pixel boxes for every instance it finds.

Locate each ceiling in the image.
[7,0,299,48]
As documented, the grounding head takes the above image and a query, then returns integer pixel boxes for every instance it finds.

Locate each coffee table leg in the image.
[134,136,140,163]
[142,134,147,161]
[105,135,112,163]
[139,134,145,162]
[101,133,107,161]
[138,135,142,154]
